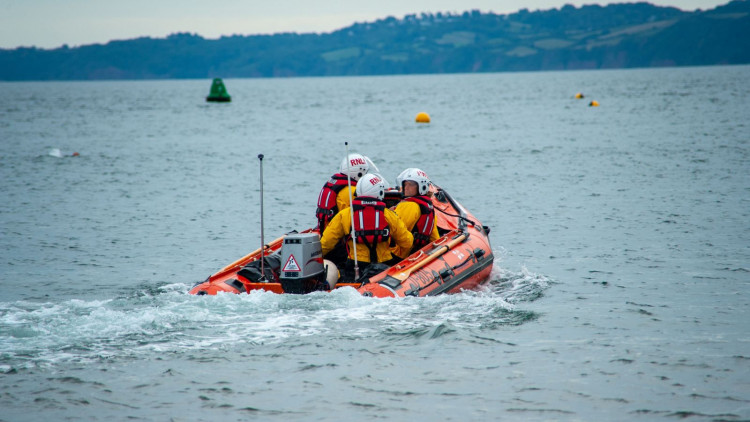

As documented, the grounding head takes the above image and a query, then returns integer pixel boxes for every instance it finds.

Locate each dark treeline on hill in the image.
[1,1,749,81]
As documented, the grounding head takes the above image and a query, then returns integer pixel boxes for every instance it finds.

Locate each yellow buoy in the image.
[575,92,584,99]
[415,112,431,123]
[589,100,600,107]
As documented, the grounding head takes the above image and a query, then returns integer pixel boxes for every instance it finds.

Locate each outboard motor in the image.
[279,233,328,294]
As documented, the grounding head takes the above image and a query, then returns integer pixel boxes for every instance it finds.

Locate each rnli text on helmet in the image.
[369,176,382,185]
[351,158,366,166]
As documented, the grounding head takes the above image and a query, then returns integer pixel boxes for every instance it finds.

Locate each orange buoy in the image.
[415,112,431,123]
[575,92,585,99]
[589,100,599,107]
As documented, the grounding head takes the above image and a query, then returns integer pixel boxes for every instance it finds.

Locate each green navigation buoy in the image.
[206,78,231,102]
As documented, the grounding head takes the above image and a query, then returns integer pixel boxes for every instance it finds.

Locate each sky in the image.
[0,0,732,49]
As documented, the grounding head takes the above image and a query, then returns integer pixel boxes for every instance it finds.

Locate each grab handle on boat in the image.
[433,187,478,229]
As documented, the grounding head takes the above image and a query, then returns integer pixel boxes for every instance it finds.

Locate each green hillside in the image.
[1,1,748,80]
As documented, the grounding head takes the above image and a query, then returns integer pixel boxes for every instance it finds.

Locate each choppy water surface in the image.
[1,66,748,421]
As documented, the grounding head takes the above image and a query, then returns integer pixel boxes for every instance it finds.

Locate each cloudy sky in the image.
[0,0,730,49]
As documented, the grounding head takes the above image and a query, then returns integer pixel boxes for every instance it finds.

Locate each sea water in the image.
[0,66,748,421]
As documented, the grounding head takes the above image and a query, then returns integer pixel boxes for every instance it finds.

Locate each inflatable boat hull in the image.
[189,186,493,297]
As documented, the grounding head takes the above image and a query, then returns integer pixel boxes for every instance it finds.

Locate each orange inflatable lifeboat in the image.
[189,185,493,297]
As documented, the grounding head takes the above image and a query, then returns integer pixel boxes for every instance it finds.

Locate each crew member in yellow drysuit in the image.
[321,173,413,281]
[392,168,440,259]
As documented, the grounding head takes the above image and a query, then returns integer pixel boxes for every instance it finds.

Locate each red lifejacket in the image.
[404,195,435,251]
[316,173,356,230]
[350,197,390,262]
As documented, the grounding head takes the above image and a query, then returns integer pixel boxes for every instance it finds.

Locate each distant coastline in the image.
[1,0,748,81]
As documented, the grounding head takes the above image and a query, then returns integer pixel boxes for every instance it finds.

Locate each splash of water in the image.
[0,263,550,371]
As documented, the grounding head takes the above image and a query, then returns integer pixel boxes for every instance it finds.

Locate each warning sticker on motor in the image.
[282,255,301,272]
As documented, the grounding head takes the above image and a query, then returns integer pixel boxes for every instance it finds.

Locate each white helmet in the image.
[340,153,370,181]
[398,168,431,195]
[356,173,386,200]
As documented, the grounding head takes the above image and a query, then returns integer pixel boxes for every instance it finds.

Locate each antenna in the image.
[258,154,266,281]
[344,142,359,281]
